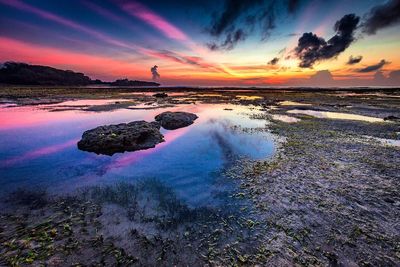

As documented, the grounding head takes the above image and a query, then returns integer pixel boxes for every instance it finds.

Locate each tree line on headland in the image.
[0,62,160,86]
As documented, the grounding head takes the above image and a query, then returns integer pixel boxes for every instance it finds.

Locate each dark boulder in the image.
[153,93,168,98]
[384,115,400,122]
[155,111,198,130]
[77,121,164,155]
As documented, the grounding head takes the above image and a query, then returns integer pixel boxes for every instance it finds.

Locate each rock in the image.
[384,115,400,122]
[155,111,198,130]
[77,121,164,155]
[153,93,168,98]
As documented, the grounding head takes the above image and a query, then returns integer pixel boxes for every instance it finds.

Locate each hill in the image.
[0,62,159,86]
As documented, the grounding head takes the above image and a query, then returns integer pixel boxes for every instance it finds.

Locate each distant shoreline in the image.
[1,84,399,93]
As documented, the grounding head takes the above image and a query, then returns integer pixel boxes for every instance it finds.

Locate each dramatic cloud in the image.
[363,0,400,35]
[209,0,261,36]
[268,57,279,65]
[207,29,246,51]
[358,59,389,73]
[347,55,363,65]
[151,65,160,80]
[0,0,138,50]
[121,1,188,41]
[294,14,360,68]
[207,0,301,50]
[287,0,299,14]
[145,49,228,74]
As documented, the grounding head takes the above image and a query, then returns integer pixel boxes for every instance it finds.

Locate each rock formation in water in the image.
[153,93,168,98]
[78,111,198,155]
[155,111,198,130]
[110,78,159,87]
[77,121,164,155]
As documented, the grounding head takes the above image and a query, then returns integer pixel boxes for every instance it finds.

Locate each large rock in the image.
[77,121,164,155]
[155,111,198,130]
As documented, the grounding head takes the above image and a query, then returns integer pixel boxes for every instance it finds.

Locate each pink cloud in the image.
[0,0,229,78]
[0,0,140,50]
[0,37,148,80]
[121,1,188,41]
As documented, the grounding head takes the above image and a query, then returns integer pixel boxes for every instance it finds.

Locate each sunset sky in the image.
[0,0,399,86]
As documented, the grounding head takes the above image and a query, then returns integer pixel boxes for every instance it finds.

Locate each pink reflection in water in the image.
[0,106,90,130]
[108,127,190,169]
[0,98,233,131]
[1,139,78,167]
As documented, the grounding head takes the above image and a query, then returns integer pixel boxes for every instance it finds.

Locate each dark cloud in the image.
[363,0,400,35]
[268,57,279,65]
[151,65,160,80]
[207,29,246,50]
[207,0,302,50]
[358,59,389,73]
[294,14,360,68]
[278,47,287,55]
[287,0,299,14]
[209,0,261,36]
[347,55,363,65]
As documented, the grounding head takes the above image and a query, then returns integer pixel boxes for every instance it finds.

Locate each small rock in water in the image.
[77,121,164,155]
[153,93,168,98]
[384,115,400,122]
[155,111,198,130]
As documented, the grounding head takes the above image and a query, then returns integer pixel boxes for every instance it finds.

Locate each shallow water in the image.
[271,114,300,123]
[287,109,385,122]
[363,136,400,147]
[236,95,263,100]
[279,101,311,106]
[0,100,275,208]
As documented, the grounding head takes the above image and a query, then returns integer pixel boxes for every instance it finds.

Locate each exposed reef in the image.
[77,121,164,155]
[155,111,198,130]
[77,111,199,155]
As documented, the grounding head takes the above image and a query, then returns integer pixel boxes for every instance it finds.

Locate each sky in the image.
[0,0,399,86]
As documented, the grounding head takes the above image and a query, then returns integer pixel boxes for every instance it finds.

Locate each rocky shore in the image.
[0,87,399,266]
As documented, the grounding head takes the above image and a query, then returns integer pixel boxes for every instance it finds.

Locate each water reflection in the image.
[271,114,300,123]
[279,101,311,106]
[0,101,275,208]
[287,109,385,122]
